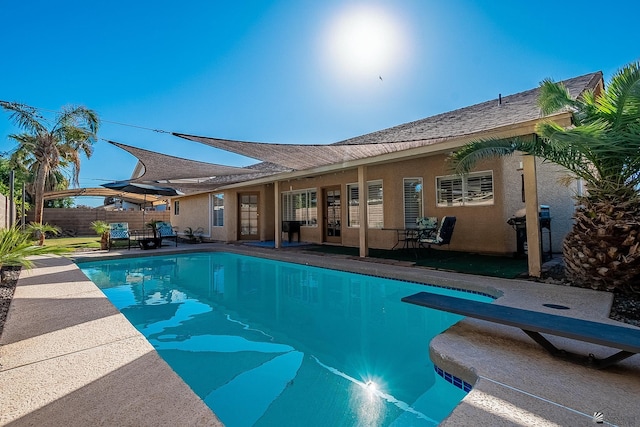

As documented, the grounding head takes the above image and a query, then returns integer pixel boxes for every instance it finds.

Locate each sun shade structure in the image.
[101,181,185,222]
[173,72,601,172]
[173,133,434,171]
[107,140,257,182]
[109,72,601,189]
[43,188,166,205]
[101,180,185,196]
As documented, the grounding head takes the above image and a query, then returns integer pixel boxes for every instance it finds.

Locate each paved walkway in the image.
[1,243,639,426]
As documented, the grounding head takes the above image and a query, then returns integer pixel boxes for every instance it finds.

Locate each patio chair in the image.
[157,221,178,247]
[418,216,456,250]
[109,222,131,251]
[416,216,438,241]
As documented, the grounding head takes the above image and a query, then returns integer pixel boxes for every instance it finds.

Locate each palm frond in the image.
[597,61,640,130]
[0,101,48,135]
[537,78,578,116]
[449,138,520,174]
[0,226,68,268]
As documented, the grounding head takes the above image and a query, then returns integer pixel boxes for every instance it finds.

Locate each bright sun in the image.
[322,4,409,82]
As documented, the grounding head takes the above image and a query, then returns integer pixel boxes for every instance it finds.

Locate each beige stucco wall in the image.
[501,153,577,255]
[174,149,575,256]
[170,185,283,242]
[261,154,509,252]
[170,193,210,238]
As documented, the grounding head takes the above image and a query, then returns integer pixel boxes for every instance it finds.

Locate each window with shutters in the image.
[281,189,318,225]
[347,184,359,227]
[347,181,383,228]
[367,180,383,228]
[436,171,493,207]
[212,193,224,227]
[403,178,423,228]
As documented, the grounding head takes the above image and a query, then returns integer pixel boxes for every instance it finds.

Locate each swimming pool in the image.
[79,252,492,426]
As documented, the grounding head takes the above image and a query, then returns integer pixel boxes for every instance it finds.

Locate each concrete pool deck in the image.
[1,243,638,426]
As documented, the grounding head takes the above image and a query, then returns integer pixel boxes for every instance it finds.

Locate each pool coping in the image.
[0,251,222,426]
[2,243,639,426]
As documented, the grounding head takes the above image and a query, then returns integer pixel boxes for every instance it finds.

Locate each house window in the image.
[174,200,180,215]
[212,193,224,227]
[347,184,359,227]
[346,180,384,228]
[282,189,317,225]
[404,178,423,228]
[367,180,383,228]
[436,170,494,207]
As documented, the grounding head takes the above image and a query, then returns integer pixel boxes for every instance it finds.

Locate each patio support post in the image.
[523,155,542,277]
[358,165,369,257]
[274,181,282,249]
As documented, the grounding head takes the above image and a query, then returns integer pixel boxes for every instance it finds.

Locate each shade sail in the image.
[174,72,602,172]
[172,133,433,171]
[107,140,257,181]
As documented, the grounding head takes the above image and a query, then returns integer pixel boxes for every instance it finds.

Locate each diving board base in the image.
[401,291,640,370]
[522,330,636,369]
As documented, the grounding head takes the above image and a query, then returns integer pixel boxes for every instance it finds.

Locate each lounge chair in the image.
[418,216,456,250]
[157,222,178,247]
[109,222,131,251]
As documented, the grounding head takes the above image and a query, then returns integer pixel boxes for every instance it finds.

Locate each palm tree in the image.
[0,226,68,270]
[90,220,111,250]
[451,61,640,294]
[26,222,61,246]
[0,102,99,224]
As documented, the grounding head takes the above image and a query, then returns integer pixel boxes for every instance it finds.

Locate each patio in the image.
[303,245,530,279]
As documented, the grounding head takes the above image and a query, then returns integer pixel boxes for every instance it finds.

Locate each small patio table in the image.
[131,229,162,250]
[385,228,420,251]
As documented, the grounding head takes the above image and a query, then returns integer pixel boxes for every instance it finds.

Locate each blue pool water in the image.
[79,252,492,427]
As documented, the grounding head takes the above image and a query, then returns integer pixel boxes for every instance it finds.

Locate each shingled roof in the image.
[333,71,602,146]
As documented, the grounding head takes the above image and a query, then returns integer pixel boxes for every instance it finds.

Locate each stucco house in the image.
[115,71,603,274]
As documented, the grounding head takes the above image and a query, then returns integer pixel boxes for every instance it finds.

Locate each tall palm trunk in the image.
[33,161,49,225]
[563,197,640,294]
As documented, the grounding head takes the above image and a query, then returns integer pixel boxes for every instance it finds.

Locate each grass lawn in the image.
[44,236,102,250]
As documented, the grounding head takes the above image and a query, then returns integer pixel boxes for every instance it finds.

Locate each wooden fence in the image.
[26,208,171,236]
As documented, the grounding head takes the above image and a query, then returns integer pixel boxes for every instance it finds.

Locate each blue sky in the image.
[1,0,638,206]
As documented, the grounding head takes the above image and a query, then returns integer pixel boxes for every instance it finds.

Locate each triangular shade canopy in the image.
[172,133,434,171]
[108,140,257,182]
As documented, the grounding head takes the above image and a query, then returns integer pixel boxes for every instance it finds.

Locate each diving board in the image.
[401,292,640,369]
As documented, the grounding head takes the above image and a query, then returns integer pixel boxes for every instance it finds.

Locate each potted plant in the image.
[145,220,162,239]
[182,227,203,244]
[90,220,111,250]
